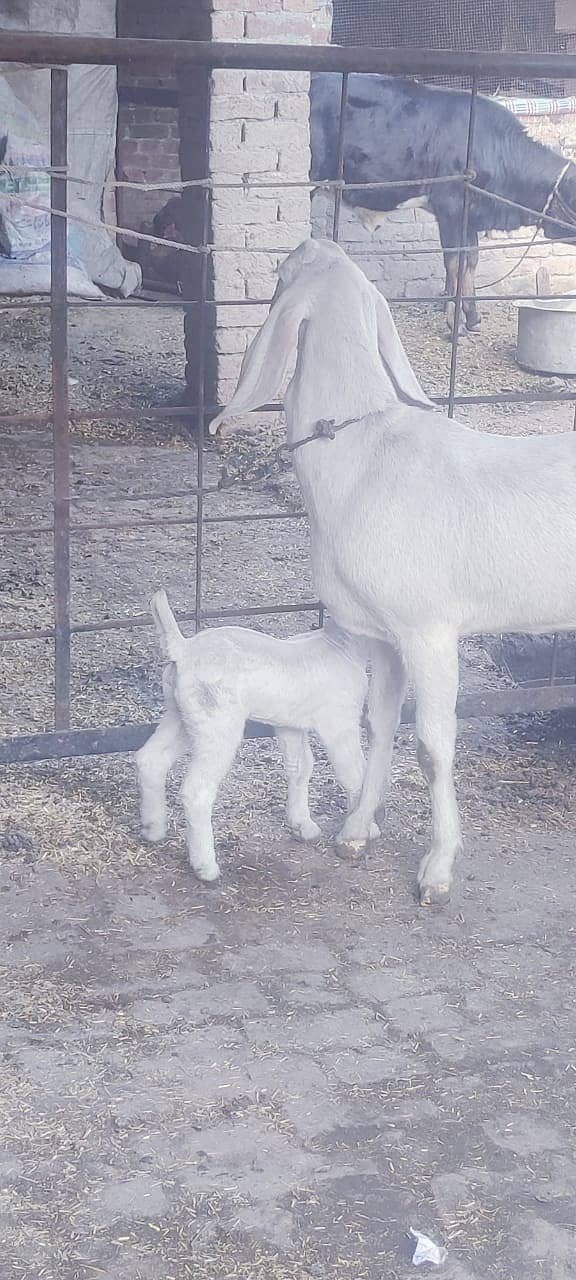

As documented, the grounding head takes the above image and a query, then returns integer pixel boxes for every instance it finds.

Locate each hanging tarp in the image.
[0,0,141,297]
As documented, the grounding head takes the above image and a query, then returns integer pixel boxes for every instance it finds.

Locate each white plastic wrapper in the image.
[410,1228,447,1267]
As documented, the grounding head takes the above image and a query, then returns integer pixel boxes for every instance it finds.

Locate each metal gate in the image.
[2,33,576,767]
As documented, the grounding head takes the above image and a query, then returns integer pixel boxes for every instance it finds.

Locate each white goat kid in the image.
[136,590,372,881]
[210,237,576,905]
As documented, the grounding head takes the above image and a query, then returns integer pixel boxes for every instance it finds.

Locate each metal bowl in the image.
[514,295,576,376]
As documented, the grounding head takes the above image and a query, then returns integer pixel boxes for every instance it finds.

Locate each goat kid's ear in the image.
[209,283,309,437]
[373,290,435,411]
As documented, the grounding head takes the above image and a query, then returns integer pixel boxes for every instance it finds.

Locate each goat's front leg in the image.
[180,712,245,882]
[408,631,461,906]
[136,710,188,842]
[337,642,407,850]
[276,728,322,841]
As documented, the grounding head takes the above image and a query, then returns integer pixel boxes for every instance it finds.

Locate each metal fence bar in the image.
[192,96,212,633]
[3,37,576,766]
[50,68,71,730]
[447,80,478,419]
[3,31,576,79]
[0,599,321,646]
[4,678,576,766]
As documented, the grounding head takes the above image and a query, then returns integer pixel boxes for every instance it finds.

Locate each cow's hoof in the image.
[466,317,481,332]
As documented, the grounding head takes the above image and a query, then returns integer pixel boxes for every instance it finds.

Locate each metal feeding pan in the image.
[515,294,576,376]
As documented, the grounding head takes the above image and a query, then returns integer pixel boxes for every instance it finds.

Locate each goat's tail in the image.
[150,589,185,662]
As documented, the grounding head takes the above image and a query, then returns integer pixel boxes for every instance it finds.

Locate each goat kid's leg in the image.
[136,710,188,842]
[180,713,244,882]
[276,728,322,842]
[314,714,372,839]
[408,632,461,906]
[337,642,407,850]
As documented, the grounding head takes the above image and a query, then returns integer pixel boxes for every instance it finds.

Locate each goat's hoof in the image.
[141,822,167,843]
[368,821,381,841]
[419,882,451,907]
[292,819,323,842]
[336,837,368,858]
[194,861,221,883]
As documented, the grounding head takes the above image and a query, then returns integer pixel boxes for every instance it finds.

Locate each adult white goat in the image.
[211,237,576,905]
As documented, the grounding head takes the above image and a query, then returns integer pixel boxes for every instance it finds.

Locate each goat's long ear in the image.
[209,285,308,436]
[374,291,435,411]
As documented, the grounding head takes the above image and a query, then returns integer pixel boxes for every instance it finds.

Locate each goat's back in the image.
[172,623,368,731]
[311,406,576,636]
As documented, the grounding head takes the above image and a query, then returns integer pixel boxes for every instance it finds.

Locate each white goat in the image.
[210,237,576,905]
[136,590,374,881]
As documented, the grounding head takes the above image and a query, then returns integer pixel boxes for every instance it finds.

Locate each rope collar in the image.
[286,414,366,454]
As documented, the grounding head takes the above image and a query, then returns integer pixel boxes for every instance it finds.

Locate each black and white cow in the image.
[310,74,576,330]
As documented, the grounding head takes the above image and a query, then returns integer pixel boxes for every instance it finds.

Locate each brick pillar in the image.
[207,0,332,405]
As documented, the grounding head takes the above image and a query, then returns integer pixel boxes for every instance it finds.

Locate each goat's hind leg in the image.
[276,728,322,842]
[180,711,245,882]
[408,630,461,906]
[136,708,188,842]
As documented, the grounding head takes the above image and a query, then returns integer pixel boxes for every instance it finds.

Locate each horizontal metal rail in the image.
[3,681,576,766]
[0,599,321,645]
[2,32,576,79]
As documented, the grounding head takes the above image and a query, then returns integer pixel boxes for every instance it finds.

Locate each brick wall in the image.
[116,81,180,229]
[210,0,332,403]
[116,0,206,231]
[312,108,576,302]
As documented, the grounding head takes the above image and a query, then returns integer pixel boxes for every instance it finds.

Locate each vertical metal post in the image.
[50,68,71,728]
[314,71,349,631]
[194,142,211,632]
[332,71,349,243]
[447,78,478,419]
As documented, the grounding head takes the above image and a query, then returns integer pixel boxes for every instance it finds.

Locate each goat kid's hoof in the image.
[292,819,323,843]
[419,882,451,907]
[141,822,167,843]
[193,861,221,883]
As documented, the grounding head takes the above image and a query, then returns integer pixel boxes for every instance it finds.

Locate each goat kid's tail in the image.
[150,589,185,662]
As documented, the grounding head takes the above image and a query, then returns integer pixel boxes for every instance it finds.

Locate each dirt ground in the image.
[2,291,576,1279]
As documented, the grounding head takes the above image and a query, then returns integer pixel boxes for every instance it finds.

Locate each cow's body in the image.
[310,74,576,329]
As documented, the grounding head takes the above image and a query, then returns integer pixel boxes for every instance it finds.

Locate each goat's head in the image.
[210,239,432,437]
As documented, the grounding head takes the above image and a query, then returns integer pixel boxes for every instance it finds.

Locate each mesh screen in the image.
[331,0,568,96]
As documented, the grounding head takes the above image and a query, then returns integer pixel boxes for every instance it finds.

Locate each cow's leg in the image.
[462,235,480,331]
[442,248,461,335]
[438,215,469,335]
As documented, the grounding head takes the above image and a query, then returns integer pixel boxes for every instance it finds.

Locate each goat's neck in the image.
[284,306,392,443]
